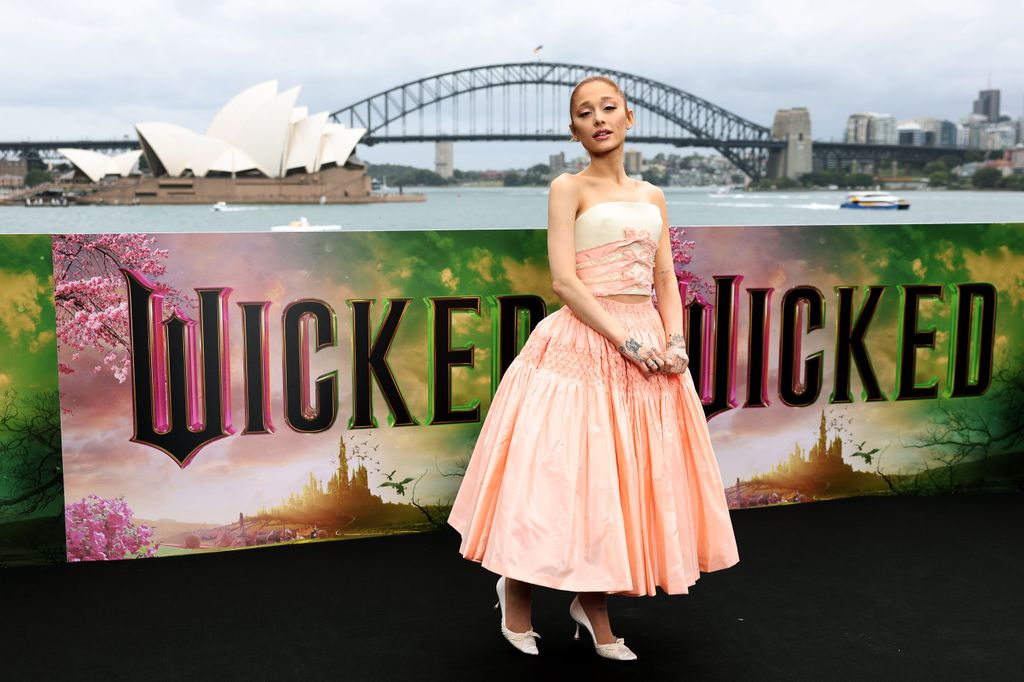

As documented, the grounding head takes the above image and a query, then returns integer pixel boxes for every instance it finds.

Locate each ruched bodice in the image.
[574,201,663,297]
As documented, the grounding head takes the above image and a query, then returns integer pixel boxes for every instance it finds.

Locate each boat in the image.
[840,192,910,210]
[211,201,228,211]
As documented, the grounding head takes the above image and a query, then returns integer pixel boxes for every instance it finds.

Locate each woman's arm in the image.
[547,174,665,375]
[651,188,689,373]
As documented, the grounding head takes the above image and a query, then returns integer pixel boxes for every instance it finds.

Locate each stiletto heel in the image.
[568,595,637,661]
[494,576,541,655]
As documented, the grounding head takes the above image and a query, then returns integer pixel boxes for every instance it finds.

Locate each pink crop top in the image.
[574,201,663,296]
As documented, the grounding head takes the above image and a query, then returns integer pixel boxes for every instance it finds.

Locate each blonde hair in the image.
[569,75,628,117]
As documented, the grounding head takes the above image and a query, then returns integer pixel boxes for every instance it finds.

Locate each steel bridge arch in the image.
[330,62,774,179]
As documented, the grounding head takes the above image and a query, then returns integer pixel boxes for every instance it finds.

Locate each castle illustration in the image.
[769,411,854,477]
[324,436,381,507]
[263,436,384,518]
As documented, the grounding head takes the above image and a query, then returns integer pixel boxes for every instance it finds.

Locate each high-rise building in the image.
[624,149,644,175]
[845,114,871,144]
[898,121,925,146]
[958,114,990,149]
[973,89,1000,122]
[982,124,1017,151]
[898,117,957,147]
[868,114,898,145]
[938,120,958,147]
[549,151,566,176]
[845,112,897,145]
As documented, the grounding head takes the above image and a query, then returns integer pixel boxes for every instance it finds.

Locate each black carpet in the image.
[2,493,1021,681]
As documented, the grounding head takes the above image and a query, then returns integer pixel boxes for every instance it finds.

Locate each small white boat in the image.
[840,192,910,210]
[211,201,228,211]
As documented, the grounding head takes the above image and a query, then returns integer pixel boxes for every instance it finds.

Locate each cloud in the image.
[466,248,495,283]
[961,244,1024,308]
[28,329,55,353]
[3,0,1021,169]
[0,270,48,343]
[440,267,460,291]
[500,256,551,296]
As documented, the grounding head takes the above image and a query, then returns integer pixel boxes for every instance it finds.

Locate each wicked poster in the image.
[1,223,1022,566]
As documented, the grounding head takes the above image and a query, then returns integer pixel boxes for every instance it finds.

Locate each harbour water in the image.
[1,186,1023,232]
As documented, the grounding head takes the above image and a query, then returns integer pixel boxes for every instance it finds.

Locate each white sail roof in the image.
[57,148,142,183]
[286,111,328,173]
[319,124,367,169]
[62,82,364,181]
[205,80,278,141]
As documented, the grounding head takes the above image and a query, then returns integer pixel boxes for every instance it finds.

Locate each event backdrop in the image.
[1,223,1021,567]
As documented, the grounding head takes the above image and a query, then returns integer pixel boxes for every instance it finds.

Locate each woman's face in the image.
[569,81,633,153]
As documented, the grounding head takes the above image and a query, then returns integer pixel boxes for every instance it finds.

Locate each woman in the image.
[446,75,740,661]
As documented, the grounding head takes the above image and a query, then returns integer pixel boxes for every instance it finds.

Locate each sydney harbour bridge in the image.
[1,62,969,182]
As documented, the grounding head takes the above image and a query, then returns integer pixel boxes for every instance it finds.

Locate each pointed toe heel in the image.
[495,576,541,656]
[568,595,637,661]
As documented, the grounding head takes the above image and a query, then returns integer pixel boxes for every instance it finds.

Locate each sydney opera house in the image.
[57,82,401,205]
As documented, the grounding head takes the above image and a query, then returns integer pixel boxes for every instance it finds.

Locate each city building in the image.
[0,158,27,194]
[844,112,897,145]
[938,119,958,147]
[973,89,1000,122]
[549,151,566,176]
[1009,144,1024,172]
[981,158,1014,177]
[868,114,897,145]
[958,113,990,149]
[982,124,1017,151]
[897,121,925,147]
[844,114,871,144]
[897,117,957,147]
[624,149,644,175]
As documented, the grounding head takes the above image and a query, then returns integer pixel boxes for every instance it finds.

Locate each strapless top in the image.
[574,201,663,297]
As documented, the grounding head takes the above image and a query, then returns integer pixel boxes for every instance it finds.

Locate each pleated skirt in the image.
[446,297,740,596]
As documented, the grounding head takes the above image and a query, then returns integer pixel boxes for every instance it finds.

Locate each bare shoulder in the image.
[548,172,581,209]
[638,180,665,203]
[547,173,580,228]
[549,172,579,197]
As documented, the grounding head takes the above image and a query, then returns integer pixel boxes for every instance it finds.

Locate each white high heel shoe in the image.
[569,595,637,661]
[493,575,541,655]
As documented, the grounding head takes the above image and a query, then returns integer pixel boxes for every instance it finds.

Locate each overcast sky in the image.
[2,0,1021,170]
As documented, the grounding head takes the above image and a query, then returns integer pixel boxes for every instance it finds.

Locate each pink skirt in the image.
[446,297,739,596]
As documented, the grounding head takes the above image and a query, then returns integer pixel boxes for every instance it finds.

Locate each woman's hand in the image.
[660,333,689,374]
[618,335,669,376]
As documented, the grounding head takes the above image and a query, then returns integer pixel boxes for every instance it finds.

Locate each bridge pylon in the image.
[435,140,454,178]
[767,108,812,180]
